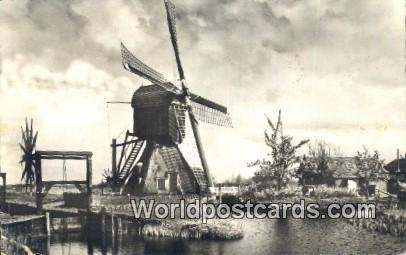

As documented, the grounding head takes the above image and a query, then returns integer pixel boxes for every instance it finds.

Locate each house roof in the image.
[328,157,359,179]
[384,158,406,174]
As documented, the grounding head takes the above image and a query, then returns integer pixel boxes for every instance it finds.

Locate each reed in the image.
[140,220,243,240]
[349,209,406,238]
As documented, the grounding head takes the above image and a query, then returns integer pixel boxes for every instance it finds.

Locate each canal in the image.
[30,217,406,254]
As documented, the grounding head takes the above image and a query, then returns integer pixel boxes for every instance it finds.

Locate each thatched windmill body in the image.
[115,0,232,194]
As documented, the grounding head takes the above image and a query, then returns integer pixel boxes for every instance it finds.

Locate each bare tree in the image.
[250,110,309,191]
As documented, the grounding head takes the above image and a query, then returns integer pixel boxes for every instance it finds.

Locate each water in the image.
[35,218,406,255]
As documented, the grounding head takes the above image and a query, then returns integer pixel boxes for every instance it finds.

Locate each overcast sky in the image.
[0,0,405,184]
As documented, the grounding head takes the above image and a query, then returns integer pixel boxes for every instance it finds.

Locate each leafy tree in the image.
[296,155,318,185]
[354,148,386,198]
[235,174,243,185]
[296,141,338,186]
[249,110,309,191]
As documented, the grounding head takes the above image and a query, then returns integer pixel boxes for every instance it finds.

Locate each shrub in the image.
[310,186,358,199]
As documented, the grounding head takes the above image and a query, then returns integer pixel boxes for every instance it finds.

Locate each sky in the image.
[0,0,405,184]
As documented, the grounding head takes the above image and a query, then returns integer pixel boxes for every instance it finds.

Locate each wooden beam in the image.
[86,156,93,211]
[112,139,117,179]
[112,139,139,147]
[35,150,93,157]
[42,181,87,185]
[188,112,213,189]
[38,155,89,160]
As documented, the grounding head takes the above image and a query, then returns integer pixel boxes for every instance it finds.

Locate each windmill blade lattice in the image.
[121,42,167,85]
[121,43,183,95]
[190,101,233,127]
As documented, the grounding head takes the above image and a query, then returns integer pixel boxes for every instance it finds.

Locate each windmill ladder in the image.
[118,140,145,182]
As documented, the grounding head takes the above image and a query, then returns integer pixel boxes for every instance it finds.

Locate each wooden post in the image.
[117,217,122,235]
[111,208,115,238]
[112,138,117,190]
[101,209,107,253]
[0,173,6,209]
[219,185,222,203]
[3,174,6,206]
[397,149,400,172]
[101,207,106,234]
[45,212,51,236]
[86,156,93,211]
[35,157,43,214]
[189,113,213,189]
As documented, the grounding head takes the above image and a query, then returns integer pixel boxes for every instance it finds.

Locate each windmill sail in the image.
[164,0,185,80]
[121,43,182,94]
[178,113,210,192]
[121,42,168,85]
[190,100,233,127]
[190,93,228,113]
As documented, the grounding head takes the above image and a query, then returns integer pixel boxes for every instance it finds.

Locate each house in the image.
[330,157,388,196]
[329,157,360,192]
[384,158,406,194]
[299,156,386,195]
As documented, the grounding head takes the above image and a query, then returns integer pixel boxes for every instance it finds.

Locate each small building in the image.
[329,157,360,192]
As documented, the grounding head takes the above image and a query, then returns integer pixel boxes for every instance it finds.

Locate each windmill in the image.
[19,118,38,191]
[114,0,232,195]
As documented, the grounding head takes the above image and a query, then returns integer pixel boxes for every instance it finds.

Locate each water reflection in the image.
[29,218,406,255]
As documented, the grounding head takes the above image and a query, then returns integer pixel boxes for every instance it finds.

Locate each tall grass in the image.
[140,220,243,240]
[350,209,406,238]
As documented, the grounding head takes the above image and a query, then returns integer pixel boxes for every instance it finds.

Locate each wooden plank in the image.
[0,212,44,225]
